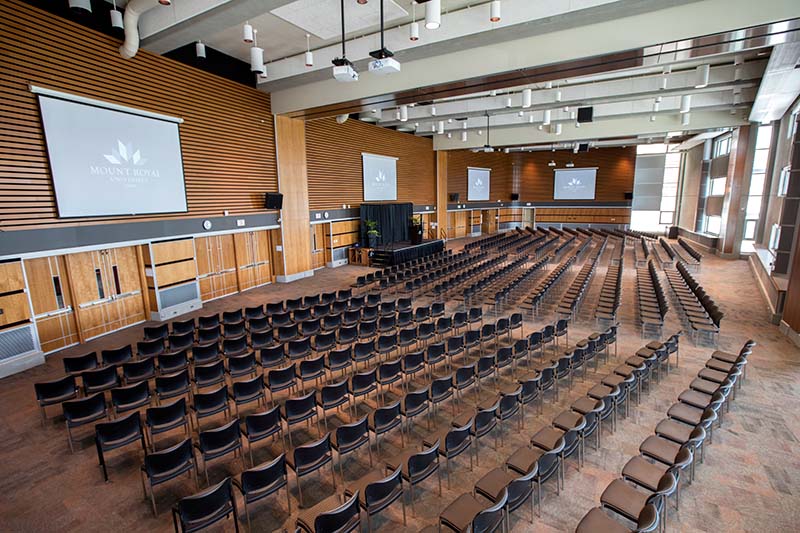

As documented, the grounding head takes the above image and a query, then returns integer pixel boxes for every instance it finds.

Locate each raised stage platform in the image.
[368,239,445,266]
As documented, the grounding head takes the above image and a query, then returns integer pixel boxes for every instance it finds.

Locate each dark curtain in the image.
[360,203,413,246]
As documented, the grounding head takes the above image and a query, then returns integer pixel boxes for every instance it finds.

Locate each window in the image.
[659,211,674,225]
[636,143,668,155]
[112,265,122,296]
[744,220,757,240]
[713,134,731,157]
[52,276,65,309]
[705,215,722,236]
[95,268,105,299]
[709,177,726,196]
[741,124,773,253]
[659,151,680,226]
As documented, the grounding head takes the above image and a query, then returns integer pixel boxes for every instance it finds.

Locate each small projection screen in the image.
[468,167,491,201]
[362,153,398,201]
[38,93,188,217]
[553,167,598,200]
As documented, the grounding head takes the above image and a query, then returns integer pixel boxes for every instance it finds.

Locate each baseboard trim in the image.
[779,320,800,348]
[0,351,45,379]
[276,270,315,283]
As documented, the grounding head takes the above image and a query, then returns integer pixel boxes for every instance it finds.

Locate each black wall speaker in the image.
[448,193,460,202]
[265,192,284,210]
[578,143,589,153]
[624,192,634,200]
[510,193,520,201]
[577,107,594,123]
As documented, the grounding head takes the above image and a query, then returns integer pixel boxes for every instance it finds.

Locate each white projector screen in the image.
[553,168,598,200]
[362,153,398,201]
[468,167,491,201]
[38,95,187,217]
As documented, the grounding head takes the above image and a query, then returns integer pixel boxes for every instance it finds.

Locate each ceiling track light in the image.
[543,109,552,126]
[410,3,419,41]
[250,30,265,74]
[695,63,710,88]
[548,160,556,167]
[68,0,92,13]
[680,95,692,114]
[110,0,123,29]
[158,0,171,5]
[681,113,691,127]
[426,0,441,30]
[554,123,562,135]
[305,34,314,67]
[650,114,656,122]
[195,41,206,59]
[522,88,532,108]
[505,97,513,108]
[399,104,408,122]
[243,21,254,43]
[565,161,575,168]
[430,105,437,116]
[461,131,468,142]
[490,1,501,22]
[437,121,445,135]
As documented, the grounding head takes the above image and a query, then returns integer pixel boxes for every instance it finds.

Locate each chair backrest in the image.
[373,400,401,429]
[194,360,225,384]
[194,385,228,412]
[472,487,508,533]
[96,411,141,445]
[172,318,196,336]
[313,491,361,533]
[293,433,332,471]
[240,453,287,494]
[198,418,240,452]
[364,466,403,508]
[335,416,369,447]
[268,365,296,388]
[407,440,440,481]
[63,352,98,375]
[233,376,264,399]
[82,365,119,388]
[138,339,165,358]
[350,368,377,392]
[174,477,235,530]
[35,375,77,402]
[445,423,472,451]
[198,314,220,329]
[193,343,221,365]
[101,345,133,366]
[111,380,150,407]
[144,437,193,477]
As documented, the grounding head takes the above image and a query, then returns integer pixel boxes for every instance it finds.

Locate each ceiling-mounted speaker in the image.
[578,143,589,153]
[265,192,283,210]
[577,107,593,123]
[511,193,520,201]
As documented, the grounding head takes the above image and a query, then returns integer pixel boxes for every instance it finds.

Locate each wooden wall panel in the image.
[0,0,277,230]
[535,208,631,224]
[447,151,513,202]
[306,118,436,209]
[195,235,238,301]
[0,261,25,293]
[234,230,273,290]
[25,255,78,353]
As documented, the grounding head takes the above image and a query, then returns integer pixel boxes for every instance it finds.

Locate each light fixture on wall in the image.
[110,0,123,29]
[447,132,452,139]
[548,160,556,167]
[528,114,534,123]
[660,65,672,90]
[566,161,575,168]
[430,105,437,116]
[243,21,254,43]
[400,104,408,122]
[461,131,468,142]
[250,29,265,74]
[68,0,92,13]
[681,113,691,126]
[554,88,562,102]
[695,63,710,88]
[522,88,532,108]
[543,109,552,126]
[554,123,562,135]
[650,114,656,122]
[410,3,419,41]
[426,0,441,29]
[652,100,660,113]
[305,34,314,66]
[490,1,501,22]
[195,40,206,59]
[505,97,513,108]
[437,120,445,134]
[680,94,692,114]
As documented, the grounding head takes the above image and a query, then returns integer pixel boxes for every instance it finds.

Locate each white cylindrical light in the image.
[490,1,501,22]
[195,41,206,59]
[258,65,268,79]
[554,123,562,135]
[426,0,441,30]
[447,133,452,139]
[505,97,512,108]
[681,113,691,127]
[400,105,408,122]
[305,51,314,67]
[410,21,420,41]
[110,9,124,29]
[680,95,692,114]
[522,88,532,108]
[570,111,576,120]
[575,121,581,128]
[69,0,92,13]
[543,109,552,126]
[250,46,265,73]
[158,0,171,5]
[437,121,445,135]
[695,64,710,88]
[243,22,254,43]
[555,90,562,102]
[650,114,656,122]
[528,114,534,123]
[430,105,437,116]
[461,131,468,142]
[653,101,660,112]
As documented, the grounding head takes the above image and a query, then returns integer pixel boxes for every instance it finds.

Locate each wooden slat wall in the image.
[306,118,436,209]
[0,260,31,328]
[0,0,277,230]
[535,208,631,224]
[447,151,513,202]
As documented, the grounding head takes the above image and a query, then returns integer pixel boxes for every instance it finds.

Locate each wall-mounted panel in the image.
[24,255,78,353]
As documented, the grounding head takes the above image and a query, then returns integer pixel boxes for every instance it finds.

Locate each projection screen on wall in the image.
[468,167,491,201]
[37,92,188,217]
[362,153,398,201]
[553,167,598,200]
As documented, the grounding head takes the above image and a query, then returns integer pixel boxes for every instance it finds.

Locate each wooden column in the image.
[719,126,754,256]
[275,116,313,281]
[436,151,448,240]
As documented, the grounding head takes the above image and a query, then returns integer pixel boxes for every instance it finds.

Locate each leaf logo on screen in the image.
[474,178,484,188]
[90,140,160,184]
[565,178,584,191]
[375,170,387,183]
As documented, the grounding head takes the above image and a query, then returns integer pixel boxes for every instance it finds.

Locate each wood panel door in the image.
[234,230,273,291]
[482,209,498,234]
[24,256,79,354]
[65,247,145,341]
[196,235,238,301]
[311,224,327,269]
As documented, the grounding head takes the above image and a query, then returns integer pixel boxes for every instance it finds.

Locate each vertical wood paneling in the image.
[24,256,79,353]
[436,151,448,239]
[0,0,277,230]
[306,118,435,209]
[447,151,513,202]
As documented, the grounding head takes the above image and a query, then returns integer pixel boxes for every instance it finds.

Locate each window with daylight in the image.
[741,124,773,253]
[709,177,726,196]
[713,134,731,158]
[659,151,680,227]
[705,215,722,236]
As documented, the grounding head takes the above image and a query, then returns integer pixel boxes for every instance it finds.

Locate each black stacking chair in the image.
[497,386,523,443]
[317,379,350,433]
[193,343,221,366]
[431,374,455,416]
[250,331,274,353]
[234,454,291,529]
[297,354,326,392]
[266,365,297,404]
[245,305,266,321]
[95,411,146,481]
[282,392,319,448]
[260,345,286,370]
[172,318,196,337]
[464,329,481,357]
[402,385,431,433]
[111,381,152,416]
[170,332,196,353]
[295,491,360,533]
[378,315,396,335]
[231,376,266,418]
[293,308,311,323]
[417,321,436,345]
[431,302,445,319]
[509,312,524,339]
[436,316,453,340]
[199,314,220,329]
[273,313,294,330]
[384,440,441,515]
[288,337,312,361]
[326,347,352,378]
[157,350,189,376]
[401,350,425,390]
[554,318,569,347]
[353,339,377,370]
[359,320,378,340]
[480,323,497,352]
[63,392,108,452]
[338,324,359,347]
[467,307,483,329]
[172,477,239,533]
[63,352,98,375]
[224,321,247,340]
[349,368,378,417]
[313,304,332,319]
[301,318,321,337]
[377,359,402,402]
[495,317,510,342]
[222,335,248,357]
[377,333,397,361]
[519,373,543,416]
[322,314,342,332]
[195,418,245,485]
[332,416,373,482]
[82,365,120,395]
[138,338,165,359]
[414,306,431,324]
[343,310,361,328]
[440,487,508,533]
[242,406,284,467]
[397,311,414,330]
[141,438,198,515]
[192,385,231,430]
[227,351,259,380]
[425,342,446,378]
[34,375,78,425]
[367,294,381,307]
[222,310,243,326]
[446,335,465,369]
[155,369,191,404]
[196,326,221,347]
[287,433,336,507]
[248,316,272,335]
[266,302,285,317]
[426,423,473,489]
[369,400,403,454]
[454,363,478,404]
[120,357,156,385]
[277,323,299,343]
[145,398,190,451]
[313,332,337,355]
[102,345,133,367]
[144,324,170,343]
[344,466,406,532]
[193,360,225,391]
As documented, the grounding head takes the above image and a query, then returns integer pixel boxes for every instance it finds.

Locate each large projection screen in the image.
[553,168,598,200]
[362,153,398,201]
[38,94,187,217]
[468,167,491,201]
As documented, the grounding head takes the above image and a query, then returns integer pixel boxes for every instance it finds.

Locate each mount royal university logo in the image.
[89,140,160,184]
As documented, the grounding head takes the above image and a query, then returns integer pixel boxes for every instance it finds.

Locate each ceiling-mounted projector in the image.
[369,56,401,75]
[332,58,358,82]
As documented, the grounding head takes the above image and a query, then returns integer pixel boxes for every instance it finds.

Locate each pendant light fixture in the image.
[461,131,468,142]
[110,0,123,29]
[681,113,691,126]
[400,104,408,122]
[437,121,445,135]
[195,41,206,59]
[522,88,532,108]
[158,0,172,5]
[680,95,692,114]
[304,34,313,67]
[68,0,92,13]
[490,1,501,22]
[543,109,552,126]
[695,63,710,88]
[410,3,419,41]
[250,29,265,74]
[332,0,358,82]
[482,112,494,152]
[243,21,254,43]
[426,0,441,30]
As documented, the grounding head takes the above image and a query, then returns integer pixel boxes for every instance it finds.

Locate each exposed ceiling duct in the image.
[119,0,163,59]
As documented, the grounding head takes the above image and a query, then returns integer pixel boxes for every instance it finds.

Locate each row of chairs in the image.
[401,252,492,297]
[557,237,607,321]
[351,249,455,291]
[459,256,528,307]
[384,250,491,295]
[595,249,623,326]
[676,238,702,270]
[575,339,754,532]
[637,260,669,338]
[524,254,578,316]
[433,255,508,302]
[667,262,723,345]
[491,256,550,313]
